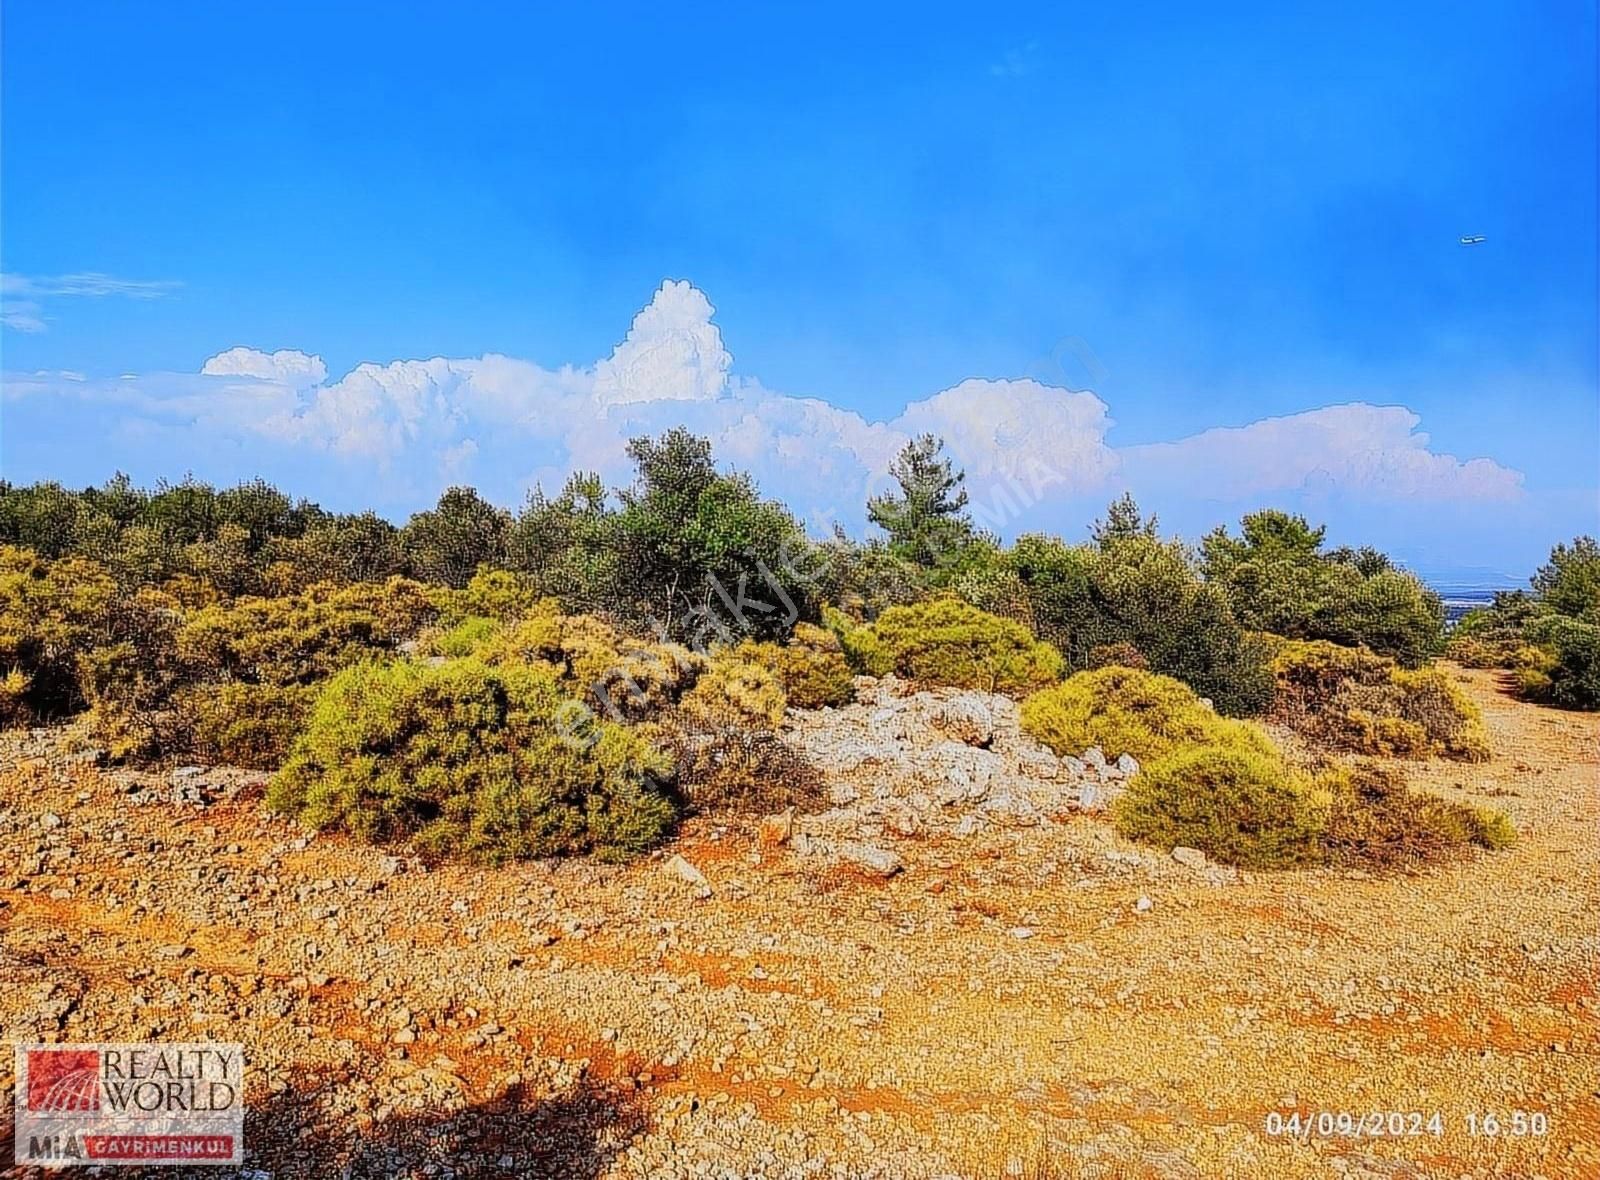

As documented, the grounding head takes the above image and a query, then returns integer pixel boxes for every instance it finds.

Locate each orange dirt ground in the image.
[1,666,1595,1179]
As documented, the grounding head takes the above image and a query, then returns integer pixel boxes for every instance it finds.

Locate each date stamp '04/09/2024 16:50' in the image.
[1263,1109,1551,1142]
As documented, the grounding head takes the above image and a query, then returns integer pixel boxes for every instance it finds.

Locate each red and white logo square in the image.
[26,1049,102,1113]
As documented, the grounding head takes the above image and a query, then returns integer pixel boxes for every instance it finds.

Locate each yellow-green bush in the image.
[428,615,505,658]
[1318,761,1514,867]
[1445,635,1511,670]
[737,623,855,709]
[0,546,118,724]
[1113,745,1330,869]
[1020,666,1274,764]
[477,610,707,721]
[182,681,319,769]
[680,650,787,729]
[453,567,550,623]
[178,577,441,686]
[70,587,186,760]
[268,658,675,862]
[1270,639,1490,762]
[827,598,1063,695]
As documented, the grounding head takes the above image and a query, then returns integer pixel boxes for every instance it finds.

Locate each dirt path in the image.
[2,667,1596,1179]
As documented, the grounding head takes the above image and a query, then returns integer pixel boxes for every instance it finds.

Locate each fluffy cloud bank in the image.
[2,280,1522,536]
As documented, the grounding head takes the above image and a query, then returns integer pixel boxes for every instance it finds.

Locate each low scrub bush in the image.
[428,615,505,658]
[1086,642,1148,670]
[0,546,119,724]
[477,610,707,721]
[268,658,675,862]
[453,567,549,623]
[1519,616,1600,710]
[1270,640,1490,761]
[737,623,855,709]
[65,585,188,761]
[827,598,1063,695]
[1113,745,1330,869]
[1318,762,1514,867]
[680,650,787,729]
[182,681,319,769]
[178,577,441,687]
[664,725,823,814]
[1020,666,1273,764]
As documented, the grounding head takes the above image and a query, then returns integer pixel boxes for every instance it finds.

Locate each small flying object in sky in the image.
[1459,234,1487,245]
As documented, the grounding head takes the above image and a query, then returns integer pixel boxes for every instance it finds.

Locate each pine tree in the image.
[867,434,974,567]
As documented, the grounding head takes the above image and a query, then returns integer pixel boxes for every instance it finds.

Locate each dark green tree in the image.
[509,472,622,612]
[400,487,511,589]
[867,434,974,567]
[1532,536,1600,622]
[1090,493,1158,548]
[616,428,813,639]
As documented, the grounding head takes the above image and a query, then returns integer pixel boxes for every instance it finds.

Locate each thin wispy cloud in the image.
[1,271,180,333]
[989,41,1040,78]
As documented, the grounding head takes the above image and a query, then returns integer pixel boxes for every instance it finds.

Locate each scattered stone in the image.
[886,808,922,837]
[757,808,796,848]
[1171,847,1208,870]
[1010,927,1034,939]
[929,696,995,748]
[1133,896,1153,913]
[664,854,713,897]
[1115,753,1139,776]
[154,944,191,959]
[839,843,904,878]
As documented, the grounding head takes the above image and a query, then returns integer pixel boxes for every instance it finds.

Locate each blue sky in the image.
[2,1,1595,580]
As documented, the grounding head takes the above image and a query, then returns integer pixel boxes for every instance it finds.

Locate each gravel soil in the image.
[0,667,1595,1179]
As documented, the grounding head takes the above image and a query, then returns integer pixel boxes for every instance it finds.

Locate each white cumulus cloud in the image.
[591,280,731,406]
[201,347,328,389]
[0,280,1527,542]
[1122,403,1524,503]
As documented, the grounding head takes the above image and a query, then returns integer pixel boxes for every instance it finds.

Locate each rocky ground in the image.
[1,667,1596,1179]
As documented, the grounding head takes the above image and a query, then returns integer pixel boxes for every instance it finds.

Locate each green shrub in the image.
[1521,616,1600,710]
[1113,745,1330,869]
[680,650,787,729]
[1201,511,1443,666]
[1270,640,1490,761]
[178,577,441,687]
[0,546,118,723]
[829,598,1063,695]
[429,616,505,658]
[1020,666,1274,764]
[737,623,855,709]
[183,681,318,769]
[269,658,675,862]
[1319,762,1514,867]
[1009,531,1275,715]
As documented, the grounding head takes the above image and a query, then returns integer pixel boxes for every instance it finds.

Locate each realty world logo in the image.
[15,1043,245,1167]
